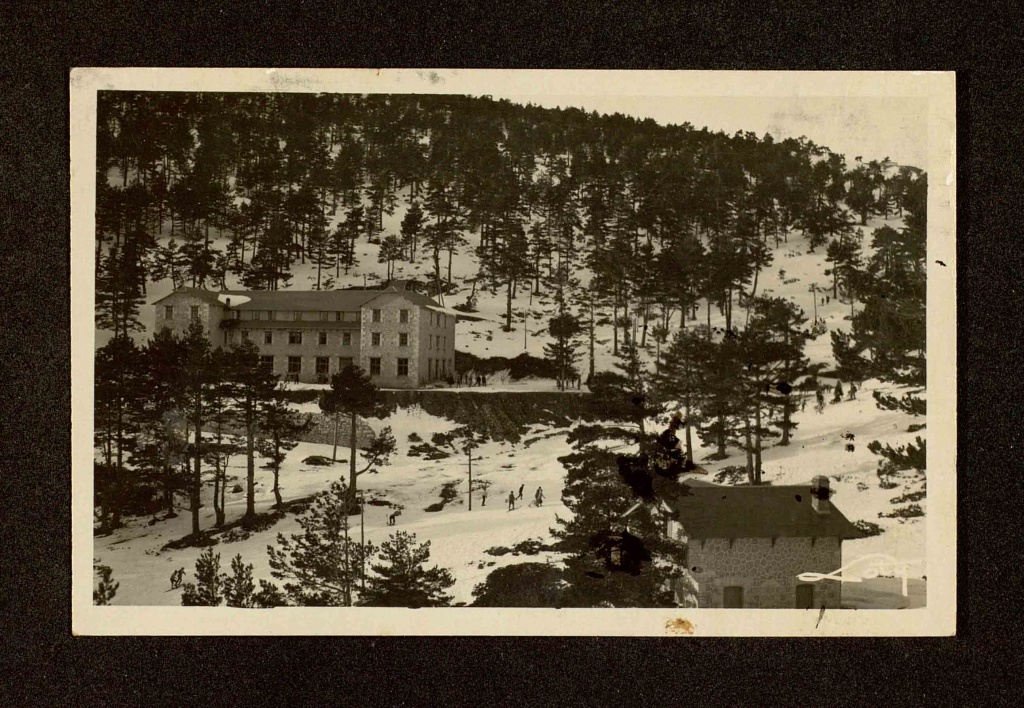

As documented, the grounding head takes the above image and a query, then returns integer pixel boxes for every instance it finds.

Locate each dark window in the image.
[241,330,250,342]
[268,311,276,321]
[399,309,409,323]
[343,332,352,346]
[289,331,302,345]
[369,358,381,376]
[320,311,331,321]
[399,332,408,347]
[335,311,343,322]
[264,330,273,345]
[723,586,744,608]
[293,311,303,322]
[260,356,274,372]
[372,332,381,346]
[318,331,328,345]
[190,305,200,322]
[339,357,354,370]
[164,305,174,319]
[372,309,381,323]
[287,356,301,374]
[795,584,815,609]
[428,334,433,350]
[397,358,409,377]
[316,356,330,378]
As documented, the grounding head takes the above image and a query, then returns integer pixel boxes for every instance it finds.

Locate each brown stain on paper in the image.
[665,618,695,635]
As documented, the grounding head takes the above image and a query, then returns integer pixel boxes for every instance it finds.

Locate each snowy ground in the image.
[96,177,926,608]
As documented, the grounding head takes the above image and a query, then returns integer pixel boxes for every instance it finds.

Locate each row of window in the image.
[241,330,417,347]
[264,356,454,380]
[427,334,449,350]
[719,585,817,609]
[165,304,451,328]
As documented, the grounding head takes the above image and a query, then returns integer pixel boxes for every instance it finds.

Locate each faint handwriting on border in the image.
[797,554,924,597]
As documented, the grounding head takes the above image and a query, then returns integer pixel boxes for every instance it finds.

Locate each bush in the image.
[853,520,885,537]
[879,503,924,520]
[277,389,321,404]
[890,490,926,504]
[302,455,336,466]
[162,532,218,551]
[713,466,748,485]
[408,432,422,443]
[471,563,564,607]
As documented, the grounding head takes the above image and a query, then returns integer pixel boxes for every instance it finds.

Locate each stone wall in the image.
[155,292,223,341]
[360,292,423,388]
[685,536,843,609]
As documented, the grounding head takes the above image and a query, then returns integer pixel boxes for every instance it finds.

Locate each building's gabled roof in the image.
[151,287,224,307]
[663,482,866,540]
[219,289,382,311]
[361,286,440,309]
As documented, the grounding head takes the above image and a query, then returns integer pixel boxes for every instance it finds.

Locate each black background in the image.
[1,1,1018,704]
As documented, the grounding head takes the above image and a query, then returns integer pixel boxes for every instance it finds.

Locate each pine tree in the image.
[181,547,226,606]
[319,365,396,510]
[222,340,280,525]
[359,531,455,607]
[377,234,404,280]
[431,426,488,511]
[267,480,376,606]
[257,395,312,508]
[93,562,119,605]
[544,308,583,390]
[400,202,424,261]
[94,335,143,532]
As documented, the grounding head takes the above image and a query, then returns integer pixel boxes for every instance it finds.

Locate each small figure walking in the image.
[832,380,844,404]
[815,387,826,414]
[534,487,545,507]
[170,567,185,589]
[848,382,858,401]
[507,491,516,511]
[517,483,524,501]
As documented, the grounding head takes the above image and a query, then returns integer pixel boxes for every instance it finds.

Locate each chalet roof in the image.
[151,287,224,307]
[152,287,444,312]
[663,482,866,540]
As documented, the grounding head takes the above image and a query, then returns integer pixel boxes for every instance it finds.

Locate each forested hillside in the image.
[93,93,929,608]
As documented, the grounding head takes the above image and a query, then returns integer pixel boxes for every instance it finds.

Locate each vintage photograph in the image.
[72,70,955,633]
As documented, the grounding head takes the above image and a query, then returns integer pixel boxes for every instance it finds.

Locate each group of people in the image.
[507,484,544,510]
[812,379,859,413]
[455,372,489,387]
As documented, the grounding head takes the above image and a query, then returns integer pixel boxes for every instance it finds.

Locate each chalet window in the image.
[342,332,352,346]
[315,357,330,380]
[267,311,276,321]
[320,311,331,321]
[399,309,409,323]
[293,311,303,322]
[428,334,433,350]
[260,356,274,372]
[399,332,408,347]
[289,331,302,345]
[369,358,381,376]
[397,358,409,377]
[723,586,744,608]
[372,309,381,323]
[372,332,381,347]
[190,305,200,322]
[264,330,273,345]
[164,305,174,319]
[242,330,250,342]
[795,584,815,609]
[335,311,343,322]
[339,357,354,370]
[287,356,301,374]
[318,331,328,345]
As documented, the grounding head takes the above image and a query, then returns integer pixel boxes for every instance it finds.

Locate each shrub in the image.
[471,563,564,607]
[408,432,422,443]
[302,455,336,466]
[853,520,885,537]
[713,466,748,485]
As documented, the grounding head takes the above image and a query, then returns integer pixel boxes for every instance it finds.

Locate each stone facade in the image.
[154,287,457,389]
[681,535,842,609]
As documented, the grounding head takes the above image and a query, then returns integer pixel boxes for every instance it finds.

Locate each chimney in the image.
[225,297,232,307]
[811,476,831,514]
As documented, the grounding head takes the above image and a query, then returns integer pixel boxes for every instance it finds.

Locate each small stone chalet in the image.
[153,280,459,389]
[638,475,865,609]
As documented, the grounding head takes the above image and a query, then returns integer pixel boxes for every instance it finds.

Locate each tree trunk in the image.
[684,391,694,462]
[332,411,340,462]
[348,411,358,510]
[468,450,473,511]
[743,415,754,484]
[505,280,513,331]
[244,416,256,524]
[754,401,763,483]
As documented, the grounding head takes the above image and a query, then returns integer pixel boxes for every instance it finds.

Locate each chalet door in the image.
[723,586,744,608]
[795,584,815,609]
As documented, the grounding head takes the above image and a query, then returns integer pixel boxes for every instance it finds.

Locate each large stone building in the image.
[153,280,458,389]
[633,476,864,609]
